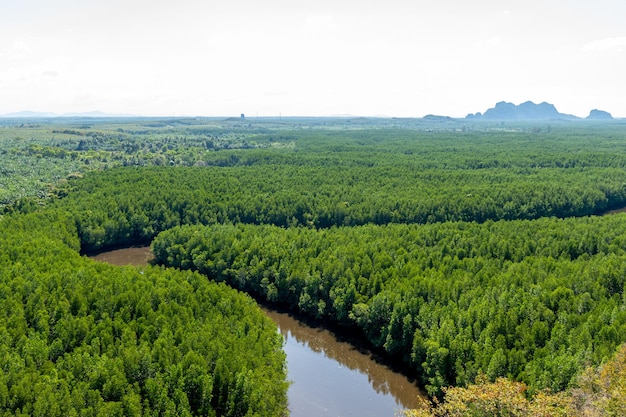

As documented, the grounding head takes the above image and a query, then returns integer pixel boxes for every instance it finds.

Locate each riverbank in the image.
[89,246,426,416]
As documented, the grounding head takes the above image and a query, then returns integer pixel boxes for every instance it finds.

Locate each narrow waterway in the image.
[90,246,155,266]
[602,206,626,215]
[90,246,426,416]
[264,308,425,416]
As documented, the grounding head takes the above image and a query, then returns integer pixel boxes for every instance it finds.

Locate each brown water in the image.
[603,206,626,215]
[90,246,155,266]
[90,246,426,416]
[265,309,426,416]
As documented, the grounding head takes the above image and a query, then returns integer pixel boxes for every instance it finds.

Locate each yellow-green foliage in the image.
[402,374,573,416]
[571,344,626,416]
[404,343,626,417]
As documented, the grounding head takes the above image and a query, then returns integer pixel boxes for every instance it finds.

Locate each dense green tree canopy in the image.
[46,160,626,254]
[150,219,626,395]
[38,120,626,398]
[2,118,626,413]
[0,211,288,416]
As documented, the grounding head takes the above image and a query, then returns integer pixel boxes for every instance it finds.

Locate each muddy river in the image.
[90,246,426,416]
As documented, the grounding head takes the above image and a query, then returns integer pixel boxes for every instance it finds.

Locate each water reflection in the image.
[88,246,426,416]
[264,309,425,416]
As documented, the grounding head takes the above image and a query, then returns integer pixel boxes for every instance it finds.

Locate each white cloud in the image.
[474,36,504,48]
[302,14,336,36]
[581,37,626,52]
[1,40,34,61]
[1,0,625,117]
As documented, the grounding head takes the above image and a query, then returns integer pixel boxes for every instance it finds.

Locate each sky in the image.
[1,0,625,118]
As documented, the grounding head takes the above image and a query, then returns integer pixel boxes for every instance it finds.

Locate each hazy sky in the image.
[1,0,625,117]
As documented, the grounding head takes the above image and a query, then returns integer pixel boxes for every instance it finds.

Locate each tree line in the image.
[150,218,626,396]
[0,210,288,416]
[48,164,626,255]
[4,120,626,414]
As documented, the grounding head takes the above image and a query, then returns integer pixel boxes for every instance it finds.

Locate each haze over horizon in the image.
[2,0,625,118]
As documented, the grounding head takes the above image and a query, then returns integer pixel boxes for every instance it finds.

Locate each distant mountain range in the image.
[0,103,616,120]
[466,101,613,121]
[0,110,134,118]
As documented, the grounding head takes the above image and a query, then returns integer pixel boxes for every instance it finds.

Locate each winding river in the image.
[90,247,426,416]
